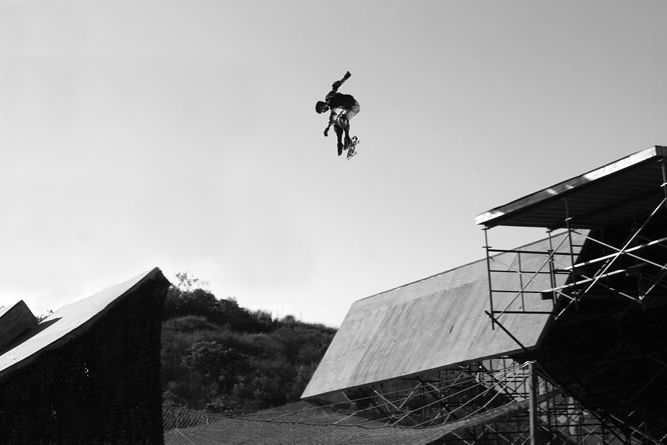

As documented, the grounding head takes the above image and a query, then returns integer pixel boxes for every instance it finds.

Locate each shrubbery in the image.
[161,280,335,412]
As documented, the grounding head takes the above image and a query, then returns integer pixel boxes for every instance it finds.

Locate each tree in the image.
[161,274,337,411]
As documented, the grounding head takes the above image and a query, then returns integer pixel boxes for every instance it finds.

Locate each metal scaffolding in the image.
[482,158,667,326]
[337,358,658,444]
[477,148,667,443]
[480,149,667,324]
[163,358,664,444]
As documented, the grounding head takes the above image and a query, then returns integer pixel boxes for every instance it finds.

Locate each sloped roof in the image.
[0,268,168,380]
[0,300,37,350]
[475,146,667,229]
[302,234,582,398]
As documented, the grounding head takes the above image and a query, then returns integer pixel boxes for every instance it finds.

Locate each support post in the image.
[661,157,667,208]
[484,228,495,329]
[547,231,558,311]
[564,199,578,300]
[517,250,525,311]
[528,361,539,445]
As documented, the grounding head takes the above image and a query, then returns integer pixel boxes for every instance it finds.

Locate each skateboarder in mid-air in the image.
[316,71,360,157]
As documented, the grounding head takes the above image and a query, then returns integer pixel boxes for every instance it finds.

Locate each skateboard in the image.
[345,136,359,160]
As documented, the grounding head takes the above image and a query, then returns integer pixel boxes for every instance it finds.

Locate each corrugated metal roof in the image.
[302,234,581,398]
[476,146,667,229]
[0,268,167,380]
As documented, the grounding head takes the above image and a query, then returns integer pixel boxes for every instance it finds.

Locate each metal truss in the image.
[161,359,665,443]
[483,157,667,324]
[483,228,581,329]
[476,159,667,443]
[340,359,657,444]
[483,197,667,326]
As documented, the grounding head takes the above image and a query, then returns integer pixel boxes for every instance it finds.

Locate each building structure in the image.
[478,146,667,442]
[299,146,667,444]
[0,268,169,444]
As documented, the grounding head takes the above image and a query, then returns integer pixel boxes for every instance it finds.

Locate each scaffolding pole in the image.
[528,361,538,445]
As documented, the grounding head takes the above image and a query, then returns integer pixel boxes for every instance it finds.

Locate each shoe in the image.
[337,143,343,156]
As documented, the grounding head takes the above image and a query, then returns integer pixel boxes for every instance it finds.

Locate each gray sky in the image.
[2,0,667,325]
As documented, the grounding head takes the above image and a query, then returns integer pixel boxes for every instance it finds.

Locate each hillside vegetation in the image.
[161,277,336,412]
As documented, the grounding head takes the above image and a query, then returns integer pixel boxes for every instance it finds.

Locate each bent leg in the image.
[344,103,360,146]
[339,115,352,146]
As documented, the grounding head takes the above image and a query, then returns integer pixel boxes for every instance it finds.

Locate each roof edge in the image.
[301,346,535,400]
[475,146,666,228]
[0,267,170,381]
[353,231,572,306]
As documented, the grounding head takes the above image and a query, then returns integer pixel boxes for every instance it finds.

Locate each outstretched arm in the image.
[331,71,351,91]
[325,71,351,100]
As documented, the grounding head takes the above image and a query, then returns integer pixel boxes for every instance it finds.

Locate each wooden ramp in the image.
[302,234,584,398]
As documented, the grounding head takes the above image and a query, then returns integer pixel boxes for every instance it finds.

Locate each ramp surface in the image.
[303,234,582,398]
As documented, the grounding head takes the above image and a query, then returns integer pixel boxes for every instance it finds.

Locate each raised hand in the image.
[332,72,351,90]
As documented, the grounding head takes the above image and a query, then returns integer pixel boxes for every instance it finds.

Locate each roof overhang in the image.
[0,268,169,381]
[476,146,667,229]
